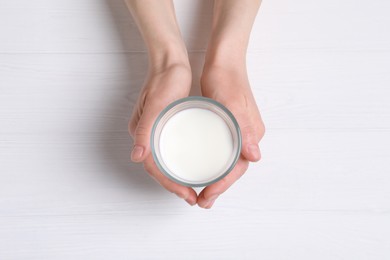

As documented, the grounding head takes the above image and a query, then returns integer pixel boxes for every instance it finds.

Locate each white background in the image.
[1,0,389,259]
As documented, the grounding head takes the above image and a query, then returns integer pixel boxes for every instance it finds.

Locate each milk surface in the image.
[159,108,234,184]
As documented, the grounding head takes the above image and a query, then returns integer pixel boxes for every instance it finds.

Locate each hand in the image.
[125,0,263,208]
[197,64,265,208]
[128,63,198,206]
[193,0,263,208]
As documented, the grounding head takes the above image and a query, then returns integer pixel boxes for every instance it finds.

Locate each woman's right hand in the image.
[128,63,198,206]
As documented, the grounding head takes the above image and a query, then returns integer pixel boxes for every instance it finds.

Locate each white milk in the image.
[159,108,234,184]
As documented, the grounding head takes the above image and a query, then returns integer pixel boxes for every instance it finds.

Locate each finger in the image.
[197,156,249,208]
[130,102,165,163]
[240,124,263,162]
[144,155,198,206]
[223,100,264,162]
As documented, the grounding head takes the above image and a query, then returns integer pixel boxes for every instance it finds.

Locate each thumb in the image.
[240,124,262,162]
[130,105,160,163]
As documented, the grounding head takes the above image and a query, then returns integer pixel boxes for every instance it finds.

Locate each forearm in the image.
[124,0,189,71]
[205,0,261,66]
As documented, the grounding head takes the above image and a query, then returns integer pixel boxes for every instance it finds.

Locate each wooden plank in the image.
[0,210,389,259]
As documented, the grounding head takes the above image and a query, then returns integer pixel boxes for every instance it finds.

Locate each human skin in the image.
[125,0,265,208]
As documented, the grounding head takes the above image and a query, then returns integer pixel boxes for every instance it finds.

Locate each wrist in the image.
[204,38,247,71]
[147,39,190,73]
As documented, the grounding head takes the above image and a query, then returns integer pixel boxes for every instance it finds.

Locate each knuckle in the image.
[134,125,149,138]
[257,122,266,140]
[241,125,257,140]
[243,122,265,142]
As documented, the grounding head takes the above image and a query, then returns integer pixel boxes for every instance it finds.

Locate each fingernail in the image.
[131,145,144,161]
[248,144,260,161]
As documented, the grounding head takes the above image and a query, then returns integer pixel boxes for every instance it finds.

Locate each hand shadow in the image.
[102,0,213,201]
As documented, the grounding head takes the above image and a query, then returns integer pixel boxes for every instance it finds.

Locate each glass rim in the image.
[150,96,242,187]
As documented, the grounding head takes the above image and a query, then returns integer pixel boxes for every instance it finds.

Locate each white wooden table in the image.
[1,0,389,259]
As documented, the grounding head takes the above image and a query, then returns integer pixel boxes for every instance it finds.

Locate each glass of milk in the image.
[151,97,242,187]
